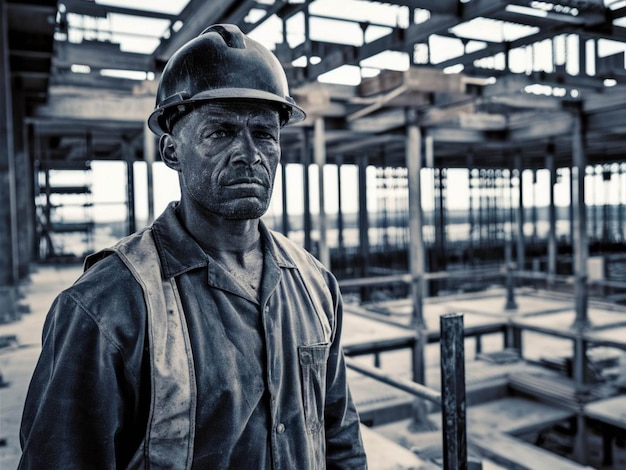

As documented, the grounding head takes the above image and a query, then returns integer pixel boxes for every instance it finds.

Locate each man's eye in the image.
[205,129,230,139]
[254,131,277,141]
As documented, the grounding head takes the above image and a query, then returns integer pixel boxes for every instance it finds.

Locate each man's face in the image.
[167,101,281,220]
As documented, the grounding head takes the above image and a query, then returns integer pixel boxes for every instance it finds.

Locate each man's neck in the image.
[175,199,262,258]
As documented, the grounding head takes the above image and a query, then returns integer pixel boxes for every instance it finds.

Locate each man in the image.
[19,24,367,469]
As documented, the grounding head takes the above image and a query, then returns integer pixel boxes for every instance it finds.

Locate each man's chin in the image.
[219,201,269,220]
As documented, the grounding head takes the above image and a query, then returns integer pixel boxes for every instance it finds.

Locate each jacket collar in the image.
[150,202,296,278]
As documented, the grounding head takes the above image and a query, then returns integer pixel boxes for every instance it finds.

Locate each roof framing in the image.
[7,0,626,170]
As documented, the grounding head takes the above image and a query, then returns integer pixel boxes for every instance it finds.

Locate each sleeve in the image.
[18,290,147,469]
[322,271,368,469]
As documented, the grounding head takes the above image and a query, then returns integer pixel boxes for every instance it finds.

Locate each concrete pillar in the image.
[281,160,289,236]
[546,147,557,285]
[571,104,590,466]
[10,86,34,280]
[531,169,538,246]
[19,119,35,276]
[143,122,155,224]
[571,107,590,330]
[616,163,626,243]
[357,155,370,292]
[467,155,475,261]
[0,0,18,322]
[336,157,344,252]
[314,117,329,268]
[124,140,136,234]
[302,129,312,253]
[405,108,426,384]
[515,154,526,272]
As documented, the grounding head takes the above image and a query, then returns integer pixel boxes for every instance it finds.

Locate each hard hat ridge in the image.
[201,24,245,49]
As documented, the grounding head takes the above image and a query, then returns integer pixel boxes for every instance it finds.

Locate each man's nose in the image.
[231,130,261,165]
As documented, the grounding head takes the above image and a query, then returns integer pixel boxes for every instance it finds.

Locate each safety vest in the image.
[84,226,332,469]
[86,228,196,469]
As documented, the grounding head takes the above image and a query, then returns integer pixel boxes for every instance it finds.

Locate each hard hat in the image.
[147,24,306,136]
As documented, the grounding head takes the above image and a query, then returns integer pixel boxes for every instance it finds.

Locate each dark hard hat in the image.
[148,24,306,136]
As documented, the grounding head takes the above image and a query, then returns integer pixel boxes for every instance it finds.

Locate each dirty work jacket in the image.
[19,203,367,469]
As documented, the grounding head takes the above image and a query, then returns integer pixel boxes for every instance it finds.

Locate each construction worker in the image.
[19,24,367,469]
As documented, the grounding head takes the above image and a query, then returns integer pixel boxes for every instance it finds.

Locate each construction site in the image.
[1,0,626,468]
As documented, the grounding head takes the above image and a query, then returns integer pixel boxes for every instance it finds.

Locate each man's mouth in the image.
[224,177,265,187]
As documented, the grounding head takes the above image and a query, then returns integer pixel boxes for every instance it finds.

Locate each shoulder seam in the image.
[63,286,142,383]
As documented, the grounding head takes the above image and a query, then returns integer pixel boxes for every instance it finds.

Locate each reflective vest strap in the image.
[113,229,196,469]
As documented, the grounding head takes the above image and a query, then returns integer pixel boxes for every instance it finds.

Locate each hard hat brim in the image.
[147,88,306,136]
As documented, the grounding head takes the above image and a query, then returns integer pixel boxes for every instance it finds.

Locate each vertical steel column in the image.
[406,109,426,384]
[571,107,590,331]
[124,140,136,235]
[440,313,467,470]
[434,168,447,274]
[478,170,484,250]
[357,155,370,290]
[617,164,626,243]
[314,117,330,267]
[531,169,538,246]
[547,146,557,285]
[281,160,289,236]
[569,167,575,247]
[571,104,589,465]
[25,124,36,259]
[515,155,526,272]
[467,155,475,263]
[505,164,518,313]
[425,135,434,296]
[0,0,18,286]
[591,165,599,243]
[504,236,518,311]
[43,168,53,258]
[336,157,345,253]
[302,129,312,252]
[602,166,611,244]
[143,122,155,224]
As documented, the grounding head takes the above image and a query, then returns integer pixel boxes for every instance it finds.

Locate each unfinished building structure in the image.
[2,0,626,467]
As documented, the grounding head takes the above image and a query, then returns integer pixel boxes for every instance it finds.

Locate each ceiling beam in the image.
[61,0,177,21]
[54,41,153,72]
[302,1,508,83]
[151,0,243,65]
[34,93,153,122]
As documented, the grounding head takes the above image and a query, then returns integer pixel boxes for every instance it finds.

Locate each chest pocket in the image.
[298,343,330,434]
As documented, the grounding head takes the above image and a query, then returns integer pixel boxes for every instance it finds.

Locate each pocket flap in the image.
[298,343,330,365]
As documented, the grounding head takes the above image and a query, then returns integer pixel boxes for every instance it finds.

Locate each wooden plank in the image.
[470,427,595,470]
[468,397,574,436]
[34,94,154,122]
[509,370,614,410]
[513,308,626,339]
[359,67,465,96]
[342,311,415,353]
[585,395,626,430]
[55,41,153,72]
[348,108,406,133]
[360,424,439,470]
[586,326,626,350]
[459,112,508,130]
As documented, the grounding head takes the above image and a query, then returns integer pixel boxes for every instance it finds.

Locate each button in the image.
[276,423,285,434]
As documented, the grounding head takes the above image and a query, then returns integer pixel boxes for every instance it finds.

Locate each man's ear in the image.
[159,133,180,171]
